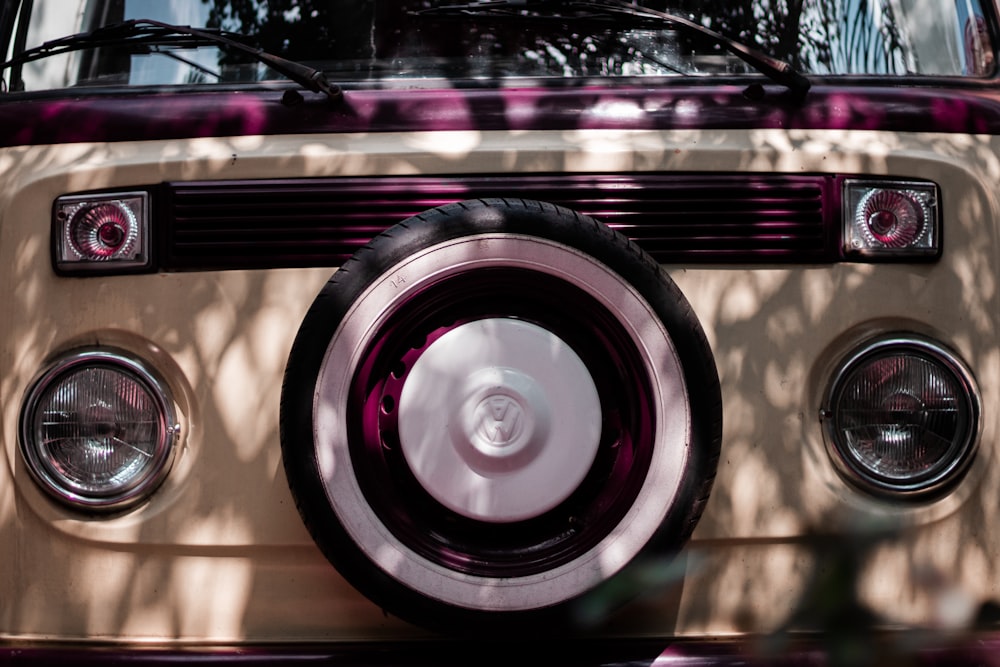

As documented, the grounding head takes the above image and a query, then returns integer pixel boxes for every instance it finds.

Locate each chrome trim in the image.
[18,348,178,512]
[819,334,981,499]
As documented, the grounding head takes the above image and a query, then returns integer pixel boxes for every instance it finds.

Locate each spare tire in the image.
[280,198,722,633]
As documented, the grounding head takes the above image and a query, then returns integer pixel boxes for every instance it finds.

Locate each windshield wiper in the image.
[415,0,810,99]
[0,18,342,102]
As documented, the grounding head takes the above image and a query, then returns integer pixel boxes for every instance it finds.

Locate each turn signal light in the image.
[843,180,939,258]
[54,192,150,273]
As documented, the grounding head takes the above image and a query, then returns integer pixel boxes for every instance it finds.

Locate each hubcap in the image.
[398,318,601,523]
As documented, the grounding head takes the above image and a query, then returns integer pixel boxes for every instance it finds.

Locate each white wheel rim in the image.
[314,234,690,611]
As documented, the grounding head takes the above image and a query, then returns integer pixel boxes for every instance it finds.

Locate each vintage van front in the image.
[1,0,999,662]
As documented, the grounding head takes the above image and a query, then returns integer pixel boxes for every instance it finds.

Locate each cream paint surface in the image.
[1,128,998,641]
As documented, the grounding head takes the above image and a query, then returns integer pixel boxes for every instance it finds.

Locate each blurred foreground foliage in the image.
[577,514,1000,667]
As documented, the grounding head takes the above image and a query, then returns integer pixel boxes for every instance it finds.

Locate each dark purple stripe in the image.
[2,83,1000,147]
[0,640,668,666]
[2,636,1000,666]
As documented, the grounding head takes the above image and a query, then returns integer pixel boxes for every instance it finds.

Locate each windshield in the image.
[3,0,995,93]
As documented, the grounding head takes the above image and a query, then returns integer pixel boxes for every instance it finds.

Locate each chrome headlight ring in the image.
[18,348,180,512]
[820,334,980,500]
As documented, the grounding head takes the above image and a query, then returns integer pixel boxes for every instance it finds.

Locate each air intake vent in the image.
[162,174,837,270]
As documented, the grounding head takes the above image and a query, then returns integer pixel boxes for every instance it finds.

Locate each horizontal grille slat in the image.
[162,174,836,270]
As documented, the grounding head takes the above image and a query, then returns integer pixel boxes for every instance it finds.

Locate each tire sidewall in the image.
[280,199,721,632]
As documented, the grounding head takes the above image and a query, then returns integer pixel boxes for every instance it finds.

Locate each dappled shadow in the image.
[0,91,999,648]
[658,128,1000,636]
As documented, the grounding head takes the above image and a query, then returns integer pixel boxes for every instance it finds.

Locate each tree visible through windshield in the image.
[3,0,995,92]
[202,0,993,77]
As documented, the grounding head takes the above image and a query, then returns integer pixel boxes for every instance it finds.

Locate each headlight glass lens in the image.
[823,336,979,498]
[20,350,177,511]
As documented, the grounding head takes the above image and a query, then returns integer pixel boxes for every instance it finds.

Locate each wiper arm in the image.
[0,18,342,102]
[416,0,810,98]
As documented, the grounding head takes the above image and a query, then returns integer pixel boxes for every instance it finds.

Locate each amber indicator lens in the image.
[71,202,136,258]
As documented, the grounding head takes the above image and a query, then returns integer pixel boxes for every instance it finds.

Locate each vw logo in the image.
[474,394,526,447]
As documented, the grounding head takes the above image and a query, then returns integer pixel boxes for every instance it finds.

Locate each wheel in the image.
[280,198,722,633]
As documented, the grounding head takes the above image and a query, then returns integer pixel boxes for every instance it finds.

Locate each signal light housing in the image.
[54,192,150,273]
[843,180,939,259]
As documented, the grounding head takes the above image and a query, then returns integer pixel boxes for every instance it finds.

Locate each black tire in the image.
[280,198,722,634]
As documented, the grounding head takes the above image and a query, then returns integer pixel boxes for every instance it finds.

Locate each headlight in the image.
[19,349,179,512]
[820,335,979,499]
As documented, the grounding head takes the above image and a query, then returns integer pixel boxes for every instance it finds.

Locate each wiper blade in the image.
[417,0,615,20]
[0,18,342,102]
[416,0,810,98]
